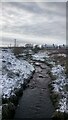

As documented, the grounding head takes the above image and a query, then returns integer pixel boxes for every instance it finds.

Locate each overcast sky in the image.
[0,2,66,46]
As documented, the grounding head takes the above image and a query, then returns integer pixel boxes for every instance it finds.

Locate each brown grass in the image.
[12,47,23,56]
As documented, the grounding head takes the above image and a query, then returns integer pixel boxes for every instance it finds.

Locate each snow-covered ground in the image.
[1,48,35,99]
[51,64,68,113]
[32,52,49,62]
[57,53,66,57]
[32,51,56,66]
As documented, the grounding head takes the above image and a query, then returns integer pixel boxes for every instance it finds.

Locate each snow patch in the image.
[51,64,68,113]
[58,54,66,57]
[32,52,49,62]
[1,48,34,99]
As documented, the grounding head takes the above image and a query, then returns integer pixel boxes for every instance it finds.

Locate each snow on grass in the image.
[32,52,49,62]
[51,64,68,113]
[1,48,35,99]
[57,54,66,58]
[32,52,55,69]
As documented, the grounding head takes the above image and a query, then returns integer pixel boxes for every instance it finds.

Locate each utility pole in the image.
[14,39,16,47]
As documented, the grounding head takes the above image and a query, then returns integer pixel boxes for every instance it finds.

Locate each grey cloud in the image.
[1,0,67,2]
[2,2,66,17]
[1,2,66,45]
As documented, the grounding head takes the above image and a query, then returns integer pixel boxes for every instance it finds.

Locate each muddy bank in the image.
[14,62,55,119]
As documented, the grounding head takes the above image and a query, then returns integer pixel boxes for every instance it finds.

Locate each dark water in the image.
[14,63,55,119]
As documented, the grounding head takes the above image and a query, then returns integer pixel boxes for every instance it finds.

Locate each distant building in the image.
[25,44,33,48]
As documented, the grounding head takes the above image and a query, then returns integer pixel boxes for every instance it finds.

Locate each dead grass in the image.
[52,111,68,120]
[47,70,57,80]
[12,47,23,56]
[64,84,68,91]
